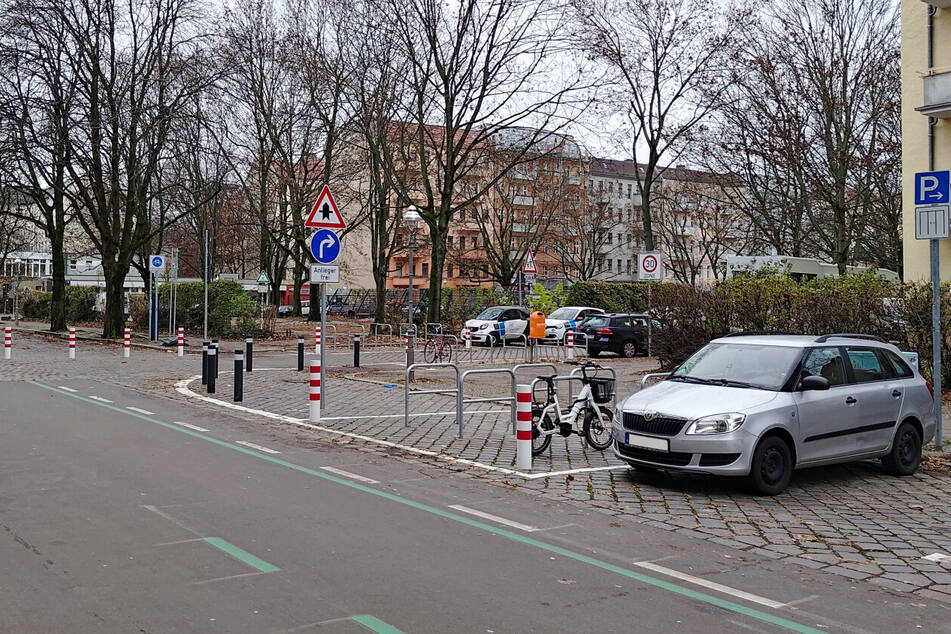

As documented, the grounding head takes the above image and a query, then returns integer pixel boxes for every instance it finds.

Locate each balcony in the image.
[918,70,951,119]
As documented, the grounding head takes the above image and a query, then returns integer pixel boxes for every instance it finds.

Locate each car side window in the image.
[844,347,887,383]
[882,350,914,379]
[632,317,648,327]
[802,347,847,386]
[612,316,632,328]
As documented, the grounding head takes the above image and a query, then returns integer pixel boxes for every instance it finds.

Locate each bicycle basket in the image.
[589,377,615,403]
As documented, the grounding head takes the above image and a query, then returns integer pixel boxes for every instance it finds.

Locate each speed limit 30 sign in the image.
[638,252,663,281]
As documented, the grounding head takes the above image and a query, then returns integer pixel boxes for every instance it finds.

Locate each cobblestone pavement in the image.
[6,328,951,603]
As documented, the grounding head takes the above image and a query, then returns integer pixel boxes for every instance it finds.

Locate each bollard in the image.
[211,339,219,379]
[68,327,76,359]
[201,341,209,385]
[207,347,217,393]
[315,325,321,355]
[465,326,472,349]
[234,350,244,402]
[297,336,304,371]
[177,327,184,357]
[309,360,321,422]
[353,334,361,367]
[566,330,575,360]
[516,384,533,472]
[245,336,253,372]
[3,327,11,360]
[123,328,131,358]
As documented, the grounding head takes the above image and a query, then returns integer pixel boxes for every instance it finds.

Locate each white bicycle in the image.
[531,362,615,455]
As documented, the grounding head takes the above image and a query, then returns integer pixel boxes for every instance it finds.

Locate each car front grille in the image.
[622,412,687,436]
[616,442,693,466]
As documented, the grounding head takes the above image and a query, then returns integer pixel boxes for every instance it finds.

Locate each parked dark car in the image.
[576,313,651,357]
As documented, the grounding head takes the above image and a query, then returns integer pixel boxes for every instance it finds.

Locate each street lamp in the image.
[13,257,21,327]
[403,205,421,329]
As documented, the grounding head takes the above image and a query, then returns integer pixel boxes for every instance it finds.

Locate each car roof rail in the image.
[720,330,803,338]
[813,333,886,344]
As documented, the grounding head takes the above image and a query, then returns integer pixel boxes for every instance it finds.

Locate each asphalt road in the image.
[1,379,948,633]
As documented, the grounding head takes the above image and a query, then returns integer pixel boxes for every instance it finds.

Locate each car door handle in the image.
[845,396,857,405]
[892,390,902,398]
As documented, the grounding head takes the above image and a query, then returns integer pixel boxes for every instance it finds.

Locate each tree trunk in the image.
[101,263,127,339]
[373,282,386,324]
[307,282,319,321]
[49,234,67,332]
[426,225,448,324]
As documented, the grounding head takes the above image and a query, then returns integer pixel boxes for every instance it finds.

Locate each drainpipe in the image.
[927,4,943,451]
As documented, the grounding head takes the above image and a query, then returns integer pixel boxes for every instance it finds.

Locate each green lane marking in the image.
[31,381,823,634]
[351,614,406,634]
[204,537,279,573]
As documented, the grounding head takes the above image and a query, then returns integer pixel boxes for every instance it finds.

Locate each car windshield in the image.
[475,307,505,321]
[670,342,801,390]
[583,316,610,328]
[549,308,577,320]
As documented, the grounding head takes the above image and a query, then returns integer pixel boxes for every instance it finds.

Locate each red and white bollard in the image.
[177,327,184,357]
[123,328,131,358]
[516,384,532,472]
[68,327,76,359]
[309,360,321,422]
[464,326,472,350]
[566,330,575,360]
[3,327,11,360]
[315,325,321,355]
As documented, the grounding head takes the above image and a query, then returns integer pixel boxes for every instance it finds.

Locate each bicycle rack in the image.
[404,363,463,438]
[424,322,443,340]
[460,368,517,434]
[569,365,619,410]
[347,323,367,340]
[640,372,670,390]
[323,323,338,348]
[399,323,417,338]
[371,323,393,346]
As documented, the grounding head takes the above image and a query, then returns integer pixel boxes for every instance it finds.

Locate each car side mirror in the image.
[800,375,830,391]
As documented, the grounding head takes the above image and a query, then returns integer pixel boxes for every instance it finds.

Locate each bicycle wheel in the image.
[583,405,614,450]
[532,413,555,456]
[438,339,453,364]
[423,339,437,363]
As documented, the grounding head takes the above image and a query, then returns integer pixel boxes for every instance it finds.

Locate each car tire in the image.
[488,332,500,348]
[748,435,793,496]
[588,349,600,358]
[881,422,922,476]
[621,340,638,358]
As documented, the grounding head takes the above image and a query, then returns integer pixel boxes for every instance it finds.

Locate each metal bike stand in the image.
[460,368,517,434]
[404,362,463,438]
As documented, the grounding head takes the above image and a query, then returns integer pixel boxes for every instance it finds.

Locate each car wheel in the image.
[587,348,600,357]
[748,435,793,496]
[621,340,638,358]
[882,422,921,476]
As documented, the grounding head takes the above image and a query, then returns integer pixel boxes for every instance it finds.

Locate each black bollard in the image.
[245,337,253,373]
[207,347,217,394]
[354,334,361,368]
[234,350,244,402]
[211,339,219,379]
[297,337,304,372]
[202,341,209,385]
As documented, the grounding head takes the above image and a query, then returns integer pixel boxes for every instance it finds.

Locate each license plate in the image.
[625,433,668,452]
[599,336,609,342]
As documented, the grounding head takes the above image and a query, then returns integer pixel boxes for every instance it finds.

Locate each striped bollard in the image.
[315,325,321,355]
[465,326,472,349]
[566,330,575,360]
[3,327,11,360]
[516,384,532,472]
[177,327,184,357]
[68,327,76,359]
[123,328,131,358]
[309,360,321,422]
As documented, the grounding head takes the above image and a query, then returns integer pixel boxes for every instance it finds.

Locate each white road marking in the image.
[155,538,207,547]
[521,465,628,480]
[141,505,202,536]
[632,561,785,609]
[448,505,539,532]
[88,395,113,403]
[191,571,268,585]
[235,440,280,454]
[171,421,209,432]
[126,406,155,415]
[923,552,950,562]
[57,386,77,392]
[320,466,379,484]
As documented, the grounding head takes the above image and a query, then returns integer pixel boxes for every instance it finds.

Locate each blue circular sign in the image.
[310,229,341,264]
[151,255,164,268]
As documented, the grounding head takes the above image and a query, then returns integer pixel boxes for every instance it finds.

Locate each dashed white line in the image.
[88,395,113,403]
[632,561,786,609]
[923,552,950,562]
[171,421,209,432]
[320,466,379,484]
[448,505,539,532]
[126,406,155,415]
[235,440,280,454]
[57,386,77,392]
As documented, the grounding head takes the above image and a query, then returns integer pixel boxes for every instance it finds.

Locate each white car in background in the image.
[461,306,530,346]
[544,306,605,343]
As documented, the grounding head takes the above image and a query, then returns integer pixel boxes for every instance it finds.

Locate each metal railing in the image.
[371,323,393,346]
[460,368,517,433]
[399,323,417,338]
[424,322,443,340]
[347,323,366,340]
[404,363,463,438]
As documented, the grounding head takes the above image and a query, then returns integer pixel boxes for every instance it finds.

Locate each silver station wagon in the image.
[613,334,936,495]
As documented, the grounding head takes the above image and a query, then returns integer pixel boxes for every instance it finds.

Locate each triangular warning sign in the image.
[522,248,537,274]
[304,185,346,229]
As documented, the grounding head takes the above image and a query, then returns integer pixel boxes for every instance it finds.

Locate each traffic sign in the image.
[915,205,951,240]
[148,254,165,272]
[915,171,950,205]
[309,264,340,284]
[638,252,662,281]
[305,185,346,229]
[522,248,537,274]
[309,229,341,264]
[256,270,271,285]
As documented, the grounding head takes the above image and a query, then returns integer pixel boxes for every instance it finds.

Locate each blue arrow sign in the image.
[310,229,341,264]
[151,255,164,268]
[915,171,951,205]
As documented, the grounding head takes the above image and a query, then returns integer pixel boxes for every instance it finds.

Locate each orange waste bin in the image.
[529,311,546,339]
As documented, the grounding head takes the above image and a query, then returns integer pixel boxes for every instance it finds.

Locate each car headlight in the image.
[478,324,489,331]
[685,413,746,435]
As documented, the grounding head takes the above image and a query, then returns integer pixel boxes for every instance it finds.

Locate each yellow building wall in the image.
[903,1,951,281]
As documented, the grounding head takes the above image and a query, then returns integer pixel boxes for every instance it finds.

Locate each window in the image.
[802,347,847,386]
[606,233,612,245]
[627,184,632,199]
[422,263,429,276]
[69,259,77,270]
[626,260,632,274]
[883,350,914,378]
[447,235,453,248]
[617,259,621,272]
[617,232,622,244]
[607,259,612,271]
[845,348,886,383]
[472,236,479,248]
[396,234,403,246]
[608,182,613,193]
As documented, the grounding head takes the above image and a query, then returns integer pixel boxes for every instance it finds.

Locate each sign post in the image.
[520,248,537,307]
[638,252,663,358]
[148,255,166,341]
[256,270,271,323]
[915,171,950,450]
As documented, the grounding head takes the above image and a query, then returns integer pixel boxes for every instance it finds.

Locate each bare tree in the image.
[550,196,616,281]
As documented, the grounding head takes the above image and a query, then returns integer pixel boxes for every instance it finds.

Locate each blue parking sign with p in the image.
[915,171,951,205]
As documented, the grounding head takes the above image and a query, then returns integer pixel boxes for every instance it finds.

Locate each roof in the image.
[710,334,893,348]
